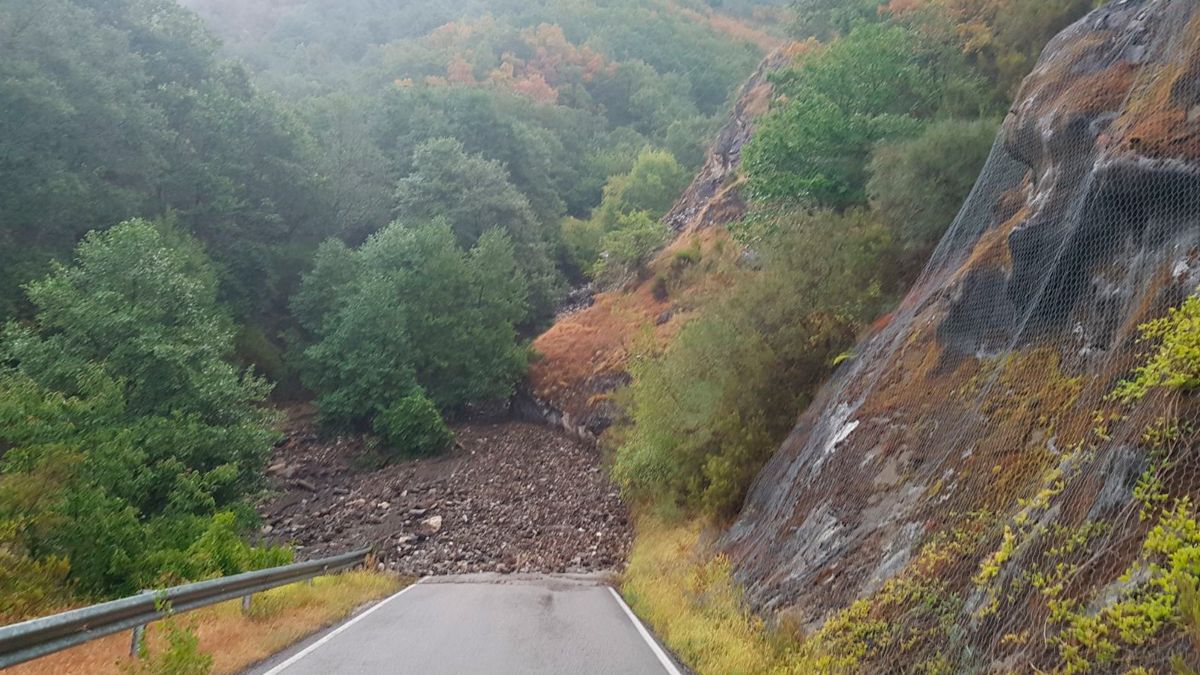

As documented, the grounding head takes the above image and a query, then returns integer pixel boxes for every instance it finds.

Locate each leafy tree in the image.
[744,23,985,207]
[293,222,530,442]
[887,0,1095,99]
[396,138,546,250]
[0,220,281,596]
[868,118,997,251]
[393,138,565,326]
[381,86,575,228]
[0,0,330,321]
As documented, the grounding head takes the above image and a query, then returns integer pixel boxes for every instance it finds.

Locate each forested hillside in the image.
[0,0,777,620]
[11,0,1200,672]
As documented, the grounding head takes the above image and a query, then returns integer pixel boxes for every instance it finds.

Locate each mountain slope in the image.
[525,46,795,439]
[725,1,1200,670]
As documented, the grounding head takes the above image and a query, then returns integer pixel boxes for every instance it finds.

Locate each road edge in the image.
[255,578,425,675]
[606,586,687,675]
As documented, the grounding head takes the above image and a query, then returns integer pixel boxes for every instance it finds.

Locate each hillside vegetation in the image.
[610,0,1099,521]
[0,0,773,619]
[615,0,1200,672]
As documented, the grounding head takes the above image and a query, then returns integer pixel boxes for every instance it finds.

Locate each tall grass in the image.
[619,517,796,674]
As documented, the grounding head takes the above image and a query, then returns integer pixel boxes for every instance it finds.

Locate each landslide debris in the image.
[256,408,631,576]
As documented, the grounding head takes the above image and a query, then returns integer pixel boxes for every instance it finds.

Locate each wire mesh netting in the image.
[725,0,1200,671]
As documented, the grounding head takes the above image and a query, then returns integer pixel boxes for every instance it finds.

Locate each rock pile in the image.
[257,412,632,577]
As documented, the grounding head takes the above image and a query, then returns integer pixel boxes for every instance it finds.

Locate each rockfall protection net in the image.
[725,0,1200,671]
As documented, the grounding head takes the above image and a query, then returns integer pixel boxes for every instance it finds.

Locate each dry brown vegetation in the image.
[529,229,739,423]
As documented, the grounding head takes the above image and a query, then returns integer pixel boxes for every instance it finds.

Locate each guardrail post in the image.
[241,594,252,613]
[129,624,145,657]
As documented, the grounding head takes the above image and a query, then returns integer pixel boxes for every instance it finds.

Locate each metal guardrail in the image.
[0,548,371,669]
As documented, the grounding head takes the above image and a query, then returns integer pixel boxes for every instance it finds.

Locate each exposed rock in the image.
[724,1,1200,670]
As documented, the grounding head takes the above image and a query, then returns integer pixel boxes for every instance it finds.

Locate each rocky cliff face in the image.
[727,1,1200,670]
[525,47,794,440]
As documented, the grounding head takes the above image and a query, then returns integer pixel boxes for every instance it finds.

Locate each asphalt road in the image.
[253,574,683,675]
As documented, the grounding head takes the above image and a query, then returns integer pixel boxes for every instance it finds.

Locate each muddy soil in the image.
[256,408,633,576]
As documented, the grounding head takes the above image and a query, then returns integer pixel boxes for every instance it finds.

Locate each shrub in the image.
[568,149,690,275]
[561,216,605,279]
[651,274,671,302]
[0,546,71,623]
[868,118,998,251]
[144,512,292,586]
[614,209,891,517]
[124,608,214,675]
[592,212,672,288]
[373,394,455,457]
[1113,292,1200,403]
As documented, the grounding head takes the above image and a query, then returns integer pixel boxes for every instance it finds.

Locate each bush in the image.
[373,394,455,457]
[562,216,605,279]
[124,610,214,675]
[613,209,891,517]
[144,512,292,586]
[592,212,672,288]
[0,546,71,623]
[1114,292,1200,403]
[868,118,998,251]
[567,149,690,275]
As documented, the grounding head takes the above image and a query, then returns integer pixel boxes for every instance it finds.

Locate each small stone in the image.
[422,515,443,533]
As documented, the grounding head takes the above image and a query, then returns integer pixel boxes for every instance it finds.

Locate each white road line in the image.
[262,577,425,675]
[606,587,684,675]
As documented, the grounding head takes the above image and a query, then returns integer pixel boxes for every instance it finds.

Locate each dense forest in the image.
[0,0,1102,639]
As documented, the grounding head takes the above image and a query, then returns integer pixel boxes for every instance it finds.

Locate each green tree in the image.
[791,0,885,40]
[394,138,565,325]
[293,221,531,442]
[0,220,281,596]
[744,23,986,207]
[395,138,545,250]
